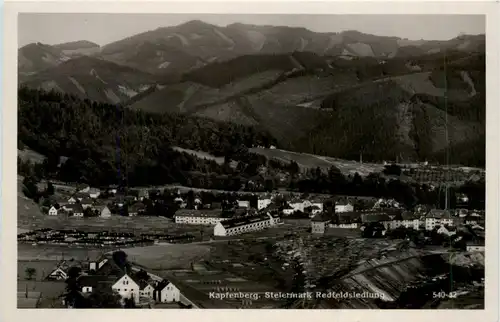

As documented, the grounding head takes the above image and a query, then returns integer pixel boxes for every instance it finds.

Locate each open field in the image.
[17,280,67,308]
[18,260,60,280]
[19,211,213,236]
[18,148,46,164]
[249,147,384,176]
[123,244,212,270]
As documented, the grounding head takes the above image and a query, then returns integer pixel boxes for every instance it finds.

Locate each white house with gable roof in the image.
[111,273,140,304]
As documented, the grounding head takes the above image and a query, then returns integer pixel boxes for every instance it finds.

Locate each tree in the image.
[123,297,137,308]
[134,270,149,282]
[64,266,84,307]
[383,164,402,176]
[25,267,36,280]
[264,178,275,192]
[112,250,130,271]
[22,176,39,200]
[86,286,122,308]
[83,207,95,218]
[46,182,55,195]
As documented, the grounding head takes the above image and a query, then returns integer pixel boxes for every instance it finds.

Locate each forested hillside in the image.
[18,87,278,188]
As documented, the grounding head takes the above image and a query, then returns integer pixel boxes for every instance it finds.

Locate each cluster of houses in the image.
[43,183,151,218]
[18,229,195,247]
[311,207,485,233]
[310,206,485,251]
[49,255,185,308]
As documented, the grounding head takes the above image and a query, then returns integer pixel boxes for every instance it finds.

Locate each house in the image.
[138,190,149,201]
[47,266,68,280]
[174,210,228,225]
[237,200,250,209]
[89,257,109,272]
[335,201,354,213]
[125,195,137,203]
[76,183,90,193]
[425,209,453,230]
[113,196,125,207]
[89,188,101,199]
[373,198,401,209]
[257,198,272,210]
[78,275,114,294]
[139,280,155,299]
[384,211,420,230]
[111,272,141,304]
[305,205,322,216]
[78,272,140,304]
[128,202,146,216]
[67,196,77,204]
[80,197,94,209]
[311,213,331,234]
[329,212,361,229]
[73,192,87,202]
[282,203,296,215]
[100,206,112,218]
[456,209,469,218]
[361,211,392,224]
[456,193,469,204]
[153,279,180,303]
[53,196,69,207]
[108,185,118,195]
[46,261,71,280]
[465,216,480,226]
[437,225,457,236]
[92,204,112,218]
[213,213,281,237]
[48,206,58,216]
[65,204,84,217]
[466,241,485,252]
[288,199,324,214]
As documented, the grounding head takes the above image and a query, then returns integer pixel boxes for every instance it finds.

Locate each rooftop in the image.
[427,209,453,219]
[175,209,223,218]
[311,213,332,223]
[220,214,272,229]
[361,213,392,223]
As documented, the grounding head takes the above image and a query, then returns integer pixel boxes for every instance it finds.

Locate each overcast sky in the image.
[18,13,485,47]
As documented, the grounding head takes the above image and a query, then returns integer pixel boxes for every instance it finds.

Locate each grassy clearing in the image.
[172,146,225,164]
[250,147,383,176]
[125,244,212,270]
[18,260,60,281]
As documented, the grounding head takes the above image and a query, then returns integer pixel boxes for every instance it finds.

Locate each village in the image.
[17,176,486,309]
[27,180,485,246]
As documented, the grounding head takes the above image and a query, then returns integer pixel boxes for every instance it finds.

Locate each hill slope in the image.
[99,20,485,74]
[18,42,70,75]
[130,51,485,166]
[20,56,159,104]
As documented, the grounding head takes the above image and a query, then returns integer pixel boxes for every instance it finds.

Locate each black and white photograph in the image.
[4,1,497,316]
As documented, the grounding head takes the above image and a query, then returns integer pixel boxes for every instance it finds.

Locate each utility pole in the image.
[444,47,449,211]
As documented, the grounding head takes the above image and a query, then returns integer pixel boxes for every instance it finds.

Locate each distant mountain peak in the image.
[179,19,216,28]
[54,40,100,50]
